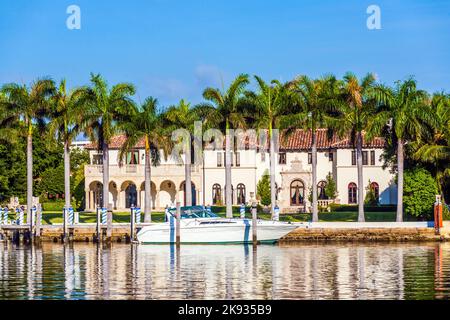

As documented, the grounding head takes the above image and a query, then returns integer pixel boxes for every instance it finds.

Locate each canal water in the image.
[0,242,449,300]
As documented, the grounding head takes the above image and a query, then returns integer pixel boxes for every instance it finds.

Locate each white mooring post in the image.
[273,203,280,221]
[3,207,8,225]
[240,203,246,219]
[176,202,181,247]
[252,202,257,247]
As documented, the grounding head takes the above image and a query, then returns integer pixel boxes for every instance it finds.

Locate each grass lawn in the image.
[32,210,413,224]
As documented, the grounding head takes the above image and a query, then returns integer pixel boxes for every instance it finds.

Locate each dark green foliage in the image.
[257,172,271,206]
[0,141,26,202]
[403,167,439,219]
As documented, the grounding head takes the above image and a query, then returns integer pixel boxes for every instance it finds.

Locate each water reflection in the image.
[0,242,449,300]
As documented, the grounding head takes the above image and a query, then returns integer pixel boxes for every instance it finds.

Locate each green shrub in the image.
[364,180,379,206]
[257,171,271,206]
[325,173,338,199]
[329,204,396,212]
[403,167,439,219]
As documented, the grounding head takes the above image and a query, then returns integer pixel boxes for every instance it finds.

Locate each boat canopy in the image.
[166,206,218,219]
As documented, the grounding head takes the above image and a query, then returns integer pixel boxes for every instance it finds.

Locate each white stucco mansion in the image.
[83,129,398,213]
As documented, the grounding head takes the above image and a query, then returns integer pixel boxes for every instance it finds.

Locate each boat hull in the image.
[136,219,298,244]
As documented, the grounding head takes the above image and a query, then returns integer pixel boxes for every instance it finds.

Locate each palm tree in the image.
[282,75,336,222]
[165,99,210,207]
[78,73,135,237]
[369,78,431,222]
[413,93,450,195]
[47,79,83,236]
[246,76,291,220]
[1,78,55,233]
[118,97,171,222]
[201,74,250,218]
[330,73,377,222]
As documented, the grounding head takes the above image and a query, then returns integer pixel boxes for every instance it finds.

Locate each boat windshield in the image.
[167,206,218,219]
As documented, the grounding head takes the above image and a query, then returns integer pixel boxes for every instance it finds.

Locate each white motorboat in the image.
[136,206,299,244]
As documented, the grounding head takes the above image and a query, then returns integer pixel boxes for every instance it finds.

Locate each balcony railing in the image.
[85,164,200,177]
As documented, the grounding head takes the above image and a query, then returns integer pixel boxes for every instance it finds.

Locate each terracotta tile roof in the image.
[85,135,145,150]
[86,130,386,150]
[279,129,386,150]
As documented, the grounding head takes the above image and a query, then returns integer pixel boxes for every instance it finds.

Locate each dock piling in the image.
[252,202,257,246]
[95,207,101,243]
[130,205,135,242]
[35,204,42,238]
[176,202,181,247]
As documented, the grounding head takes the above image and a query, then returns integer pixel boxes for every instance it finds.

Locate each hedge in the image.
[329,204,396,212]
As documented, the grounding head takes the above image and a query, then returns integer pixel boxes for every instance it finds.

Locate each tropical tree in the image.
[413,93,450,196]
[1,78,55,231]
[282,75,336,222]
[200,74,250,218]
[330,73,377,222]
[47,79,83,234]
[246,76,290,220]
[118,97,171,222]
[369,78,431,222]
[78,73,135,237]
[165,99,210,207]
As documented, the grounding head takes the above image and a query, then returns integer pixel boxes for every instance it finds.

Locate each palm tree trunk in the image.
[396,139,404,222]
[144,143,152,222]
[356,131,365,222]
[311,129,318,222]
[64,140,71,235]
[269,127,277,220]
[102,141,111,237]
[225,130,232,218]
[185,140,192,206]
[26,124,33,232]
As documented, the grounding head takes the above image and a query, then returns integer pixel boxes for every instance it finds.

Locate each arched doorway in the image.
[290,180,305,206]
[125,184,138,208]
[89,181,103,208]
[180,181,197,206]
[140,181,157,210]
[159,180,176,208]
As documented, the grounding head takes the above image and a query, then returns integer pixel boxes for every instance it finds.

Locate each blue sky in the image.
[0,0,449,108]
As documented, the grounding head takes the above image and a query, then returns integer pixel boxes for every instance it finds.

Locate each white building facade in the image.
[84,129,397,212]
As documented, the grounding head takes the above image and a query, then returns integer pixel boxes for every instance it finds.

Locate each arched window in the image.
[370,182,379,200]
[317,181,328,200]
[290,180,305,206]
[212,184,222,205]
[348,183,357,204]
[237,183,246,204]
